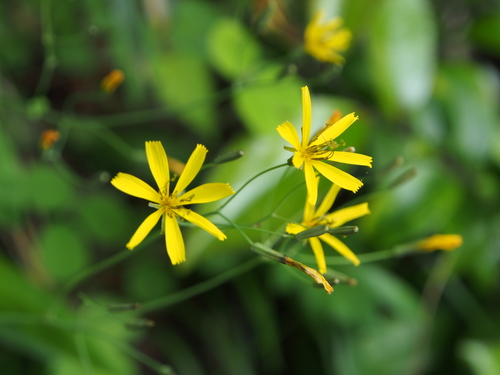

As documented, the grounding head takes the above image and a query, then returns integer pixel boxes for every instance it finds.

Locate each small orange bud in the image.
[40,129,60,150]
[101,69,124,92]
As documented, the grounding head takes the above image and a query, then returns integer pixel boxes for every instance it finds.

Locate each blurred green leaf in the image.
[367,0,437,115]
[39,224,90,282]
[233,66,303,135]
[123,252,177,300]
[170,0,219,59]
[0,126,29,227]
[153,52,217,139]
[470,14,500,57]
[27,164,73,212]
[459,340,500,375]
[77,192,131,245]
[436,63,499,165]
[208,18,264,80]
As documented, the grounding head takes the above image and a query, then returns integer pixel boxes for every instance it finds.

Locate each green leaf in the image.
[470,14,500,57]
[0,125,29,227]
[436,63,499,164]
[153,52,217,139]
[233,66,303,135]
[459,340,500,375]
[39,224,90,282]
[367,0,437,115]
[208,18,264,80]
[77,193,131,245]
[27,164,73,212]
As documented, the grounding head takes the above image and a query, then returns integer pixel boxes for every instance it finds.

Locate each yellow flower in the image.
[101,69,124,92]
[111,141,234,265]
[304,11,352,65]
[416,234,463,252]
[276,86,372,205]
[286,183,370,274]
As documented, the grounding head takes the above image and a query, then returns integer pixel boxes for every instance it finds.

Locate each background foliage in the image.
[1,0,500,374]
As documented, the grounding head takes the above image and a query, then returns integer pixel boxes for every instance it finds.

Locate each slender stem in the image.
[217,163,288,211]
[217,212,253,245]
[61,233,160,296]
[139,257,261,314]
[297,244,413,266]
[35,0,56,96]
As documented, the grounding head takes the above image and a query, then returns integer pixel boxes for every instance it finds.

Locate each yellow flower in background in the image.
[286,183,370,274]
[416,234,463,252]
[304,11,352,65]
[101,69,124,92]
[277,86,372,205]
[111,141,234,265]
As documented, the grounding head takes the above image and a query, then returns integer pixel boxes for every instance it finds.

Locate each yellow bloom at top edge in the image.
[304,10,352,65]
[286,183,370,274]
[416,234,463,252]
[111,141,234,265]
[276,86,372,206]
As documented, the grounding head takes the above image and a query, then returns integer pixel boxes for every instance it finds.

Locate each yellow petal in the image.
[126,207,165,249]
[285,223,306,235]
[178,183,234,205]
[301,86,312,147]
[316,184,341,218]
[312,160,363,193]
[309,113,358,146]
[173,207,226,240]
[145,141,170,194]
[322,202,370,228]
[308,237,327,274]
[304,161,319,206]
[291,152,305,168]
[111,173,162,203]
[277,121,301,151]
[173,144,207,195]
[319,233,360,266]
[327,151,373,167]
[164,212,186,264]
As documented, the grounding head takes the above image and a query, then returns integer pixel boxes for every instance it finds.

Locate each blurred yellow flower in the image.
[39,129,60,150]
[286,183,370,274]
[416,234,463,252]
[276,86,372,205]
[111,141,234,265]
[304,11,352,65]
[101,69,124,92]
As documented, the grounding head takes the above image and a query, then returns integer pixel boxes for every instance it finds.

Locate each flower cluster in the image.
[111,80,462,294]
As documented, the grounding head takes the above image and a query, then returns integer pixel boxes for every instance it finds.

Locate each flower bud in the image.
[214,150,244,164]
[328,226,359,236]
[416,234,463,252]
[295,225,329,240]
[125,318,155,330]
[101,69,124,92]
[107,302,140,312]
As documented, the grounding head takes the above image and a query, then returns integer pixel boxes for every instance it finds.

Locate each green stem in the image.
[217,212,254,245]
[139,257,261,314]
[297,244,414,266]
[217,163,288,212]
[35,0,56,96]
[61,233,159,296]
